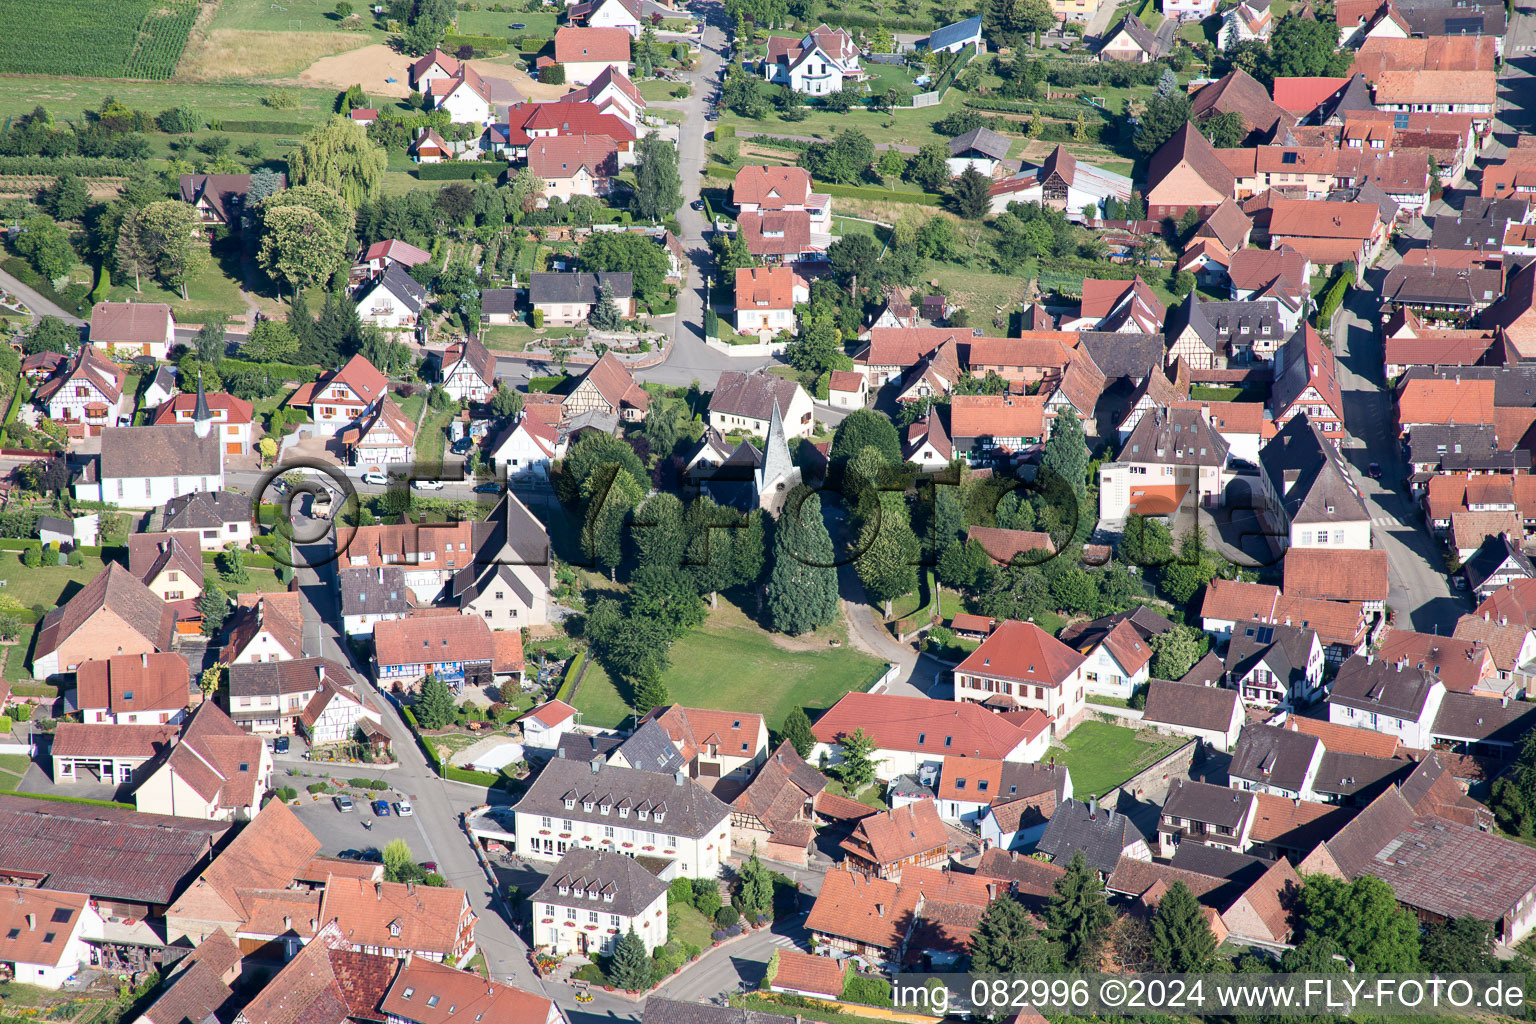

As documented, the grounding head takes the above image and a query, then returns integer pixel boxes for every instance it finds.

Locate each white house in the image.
[520,699,580,750]
[290,353,388,437]
[357,263,430,330]
[1222,0,1273,47]
[338,566,413,638]
[1140,680,1244,752]
[74,651,190,727]
[298,677,383,747]
[531,849,668,957]
[1057,608,1177,701]
[133,704,272,822]
[579,0,643,36]
[510,759,733,879]
[162,491,252,552]
[1224,623,1325,709]
[1327,654,1447,749]
[1164,0,1215,21]
[707,371,815,440]
[219,591,304,666]
[810,692,1052,784]
[73,424,224,507]
[923,15,983,54]
[491,406,562,481]
[345,397,416,467]
[763,24,862,96]
[554,27,632,86]
[36,345,126,438]
[952,620,1088,736]
[987,146,1134,219]
[0,889,102,990]
[440,336,497,403]
[734,266,808,339]
[89,301,175,360]
[151,391,255,456]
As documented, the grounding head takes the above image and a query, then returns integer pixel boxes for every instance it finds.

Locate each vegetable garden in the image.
[2,0,198,79]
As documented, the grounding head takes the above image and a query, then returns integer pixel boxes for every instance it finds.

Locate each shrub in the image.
[715,905,739,928]
[541,63,566,84]
[274,786,298,802]
[20,546,40,568]
[711,929,727,942]
[307,781,331,794]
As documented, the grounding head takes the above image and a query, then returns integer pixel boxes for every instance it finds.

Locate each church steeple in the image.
[192,370,212,439]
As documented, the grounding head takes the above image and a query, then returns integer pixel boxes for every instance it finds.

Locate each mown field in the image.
[1,0,199,79]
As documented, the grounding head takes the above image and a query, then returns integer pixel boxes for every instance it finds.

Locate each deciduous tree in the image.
[289,116,386,207]
[632,134,682,222]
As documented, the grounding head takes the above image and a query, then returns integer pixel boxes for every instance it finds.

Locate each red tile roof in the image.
[526,133,619,181]
[841,800,948,866]
[738,210,814,257]
[735,266,806,311]
[1270,76,1350,115]
[733,166,814,209]
[810,691,1048,759]
[965,526,1056,565]
[90,301,173,344]
[1281,548,1389,604]
[955,619,1086,688]
[373,614,501,671]
[770,948,847,998]
[555,26,631,63]
[948,394,1046,442]
[75,652,189,716]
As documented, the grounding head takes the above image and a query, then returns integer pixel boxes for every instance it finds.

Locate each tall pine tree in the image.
[287,288,317,354]
[970,893,1056,972]
[856,491,919,615]
[313,290,346,366]
[607,928,651,990]
[1149,880,1217,971]
[767,488,838,634]
[1044,850,1114,969]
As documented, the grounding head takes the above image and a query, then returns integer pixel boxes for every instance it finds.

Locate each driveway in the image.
[0,267,85,326]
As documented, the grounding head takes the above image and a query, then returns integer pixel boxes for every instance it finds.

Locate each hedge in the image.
[414,163,505,181]
[0,790,134,810]
[444,765,504,787]
[0,539,39,552]
[0,156,138,177]
[443,32,509,55]
[220,357,322,382]
[11,681,58,697]
[554,650,585,703]
[216,119,317,134]
[1317,271,1351,330]
[810,7,938,30]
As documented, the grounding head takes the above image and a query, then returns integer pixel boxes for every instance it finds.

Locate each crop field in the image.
[1,0,199,79]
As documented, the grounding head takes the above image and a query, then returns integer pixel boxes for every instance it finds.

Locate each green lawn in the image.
[824,779,888,810]
[720,75,971,149]
[107,254,247,323]
[668,900,715,949]
[1190,385,1243,401]
[0,75,338,125]
[481,323,538,352]
[1052,720,1187,799]
[573,600,884,731]
[415,404,455,467]
[830,217,890,245]
[397,393,426,423]
[454,9,559,38]
[639,79,686,101]
[0,553,110,612]
[928,265,1032,319]
[0,754,29,794]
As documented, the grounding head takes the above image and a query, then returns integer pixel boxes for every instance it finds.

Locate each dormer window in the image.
[389,920,401,938]
[573,887,584,898]
[619,807,629,817]
[583,800,594,812]
[654,811,666,823]
[564,798,575,809]
[600,803,611,815]
[638,809,648,821]
[559,885,569,896]
[603,891,614,902]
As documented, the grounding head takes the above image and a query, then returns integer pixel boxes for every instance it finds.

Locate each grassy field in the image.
[416,404,455,466]
[1052,720,1187,799]
[928,265,1031,320]
[0,75,338,125]
[668,900,714,949]
[0,754,29,794]
[829,217,890,244]
[639,79,686,101]
[481,323,538,352]
[106,244,248,320]
[455,9,559,38]
[573,599,884,731]
[0,553,109,612]
[720,77,971,149]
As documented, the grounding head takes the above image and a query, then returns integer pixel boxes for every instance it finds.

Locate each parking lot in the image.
[283,770,445,867]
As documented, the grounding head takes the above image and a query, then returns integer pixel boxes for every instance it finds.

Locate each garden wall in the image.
[704,336,786,357]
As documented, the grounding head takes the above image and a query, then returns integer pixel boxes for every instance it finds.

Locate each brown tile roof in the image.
[219,590,304,664]
[973,848,1068,902]
[1351,35,1497,76]
[842,800,948,866]
[141,931,241,1024]
[572,351,649,415]
[1281,547,1389,603]
[1227,855,1299,942]
[770,948,846,998]
[1147,122,1236,203]
[1376,628,1492,695]
[1397,377,1495,425]
[1473,577,1536,629]
[128,532,207,593]
[955,619,1086,688]
[374,613,500,670]
[1269,198,1381,240]
[733,740,826,837]
[1106,856,1227,902]
[710,370,803,422]
[949,394,1046,442]
[173,799,321,924]
[555,25,631,62]
[320,876,471,959]
[1249,792,1356,849]
[380,957,550,1024]
[1451,509,1519,553]
[965,526,1056,565]
[74,651,189,716]
[52,721,176,758]
[0,887,89,967]
[645,705,764,763]
[1281,715,1400,757]
[810,692,1047,759]
[164,702,266,810]
[1373,69,1496,106]
[805,869,917,951]
[738,209,813,257]
[35,562,175,666]
[1191,68,1294,136]
[90,301,172,344]
[859,327,970,369]
[1198,197,1253,252]
[33,345,126,407]
[733,166,814,209]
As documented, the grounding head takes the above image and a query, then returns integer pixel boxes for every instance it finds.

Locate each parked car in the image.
[473,481,502,494]
[690,199,704,211]
[273,736,290,754]
[412,479,445,491]
[338,849,362,860]
[334,794,355,812]
[362,471,388,485]
[1452,574,1468,590]
[1368,462,1382,480]
[451,438,474,455]
[372,799,391,816]
[421,861,438,873]
[396,800,414,817]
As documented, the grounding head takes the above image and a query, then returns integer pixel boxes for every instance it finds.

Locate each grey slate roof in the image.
[481,288,520,315]
[1430,692,1536,745]
[1036,797,1147,876]
[555,733,623,763]
[1228,723,1321,793]
[529,272,634,304]
[1463,535,1536,594]
[338,566,414,618]
[532,847,668,920]
[1327,654,1441,720]
[1162,778,1254,829]
[927,13,983,51]
[1311,751,1412,802]
[1168,842,1272,886]
[1407,423,1523,474]
[949,126,1011,161]
[1315,73,1373,124]
[710,370,802,422]
[367,262,430,315]
[100,425,222,480]
[1077,331,1164,381]
[1224,623,1318,694]
[1176,296,1287,355]
[513,757,732,839]
[227,658,352,698]
[162,490,249,531]
[1119,407,1230,467]
[1141,679,1240,734]
[1260,416,1369,526]
[1430,199,1528,250]
[612,720,687,774]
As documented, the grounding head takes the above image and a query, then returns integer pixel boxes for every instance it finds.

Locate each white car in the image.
[361,471,388,486]
[412,479,445,491]
[396,800,413,817]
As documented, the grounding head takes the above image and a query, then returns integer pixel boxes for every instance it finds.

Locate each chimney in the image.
[141,653,148,667]
[558,747,567,758]
[675,770,686,786]
[590,759,600,774]
[1367,653,1374,665]
[375,882,383,900]
[283,916,292,930]
[1088,797,1097,819]
[317,663,325,683]
[25,913,35,931]
[378,567,384,583]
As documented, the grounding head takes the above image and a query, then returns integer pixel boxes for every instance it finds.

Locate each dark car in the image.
[474,481,502,494]
[273,736,290,754]
[690,199,704,211]
[361,849,383,863]
[451,438,474,455]
[337,849,362,860]
[372,799,391,816]
[1368,462,1382,479]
